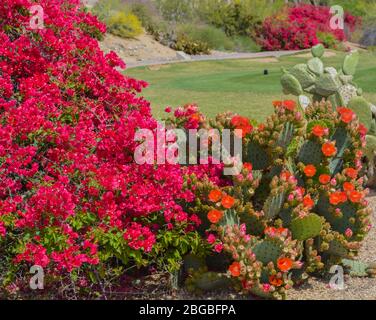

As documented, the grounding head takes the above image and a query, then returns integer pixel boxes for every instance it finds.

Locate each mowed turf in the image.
[125,51,376,122]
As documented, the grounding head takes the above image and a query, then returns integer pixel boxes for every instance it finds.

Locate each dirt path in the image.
[125,49,304,69]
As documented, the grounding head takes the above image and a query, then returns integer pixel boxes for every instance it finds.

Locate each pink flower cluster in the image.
[257,4,360,50]
[0,0,200,274]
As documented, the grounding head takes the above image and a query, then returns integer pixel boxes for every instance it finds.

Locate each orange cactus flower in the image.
[191,113,201,122]
[231,115,253,138]
[349,191,363,203]
[303,195,314,209]
[283,100,296,111]
[322,142,337,157]
[221,195,235,209]
[207,210,223,224]
[304,165,317,178]
[229,262,241,277]
[277,257,293,272]
[343,182,355,193]
[269,275,283,287]
[312,125,326,137]
[272,101,283,108]
[338,107,354,124]
[319,174,331,185]
[329,191,346,205]
[243,162,253,172]
[208,190,222,203]
[345,168,358,179]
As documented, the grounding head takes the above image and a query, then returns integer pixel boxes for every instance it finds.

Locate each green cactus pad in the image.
[252,240,282,265]
[342,259,370,277]
[348,96,373,130]
[365,135,376,159]
[281,73,303,96]
[245,142,271,170]
[298,140,323,165]
[250,285,274,299]
[263,192,286,219]
[219,210,240,230]
[343,51,359,76]
[308,57,324,75]
[369,121,376,136]
[315,74,341,97]
[193,272,232,292]
[316,195,358,234]
[330,127,350,175]
[327,239,349,258]
[290,213,323,241]
[279,208,293,227]
[290,64,316,89]
[241,212,267,236]
[311,44,325,58]
[277,122,295,150]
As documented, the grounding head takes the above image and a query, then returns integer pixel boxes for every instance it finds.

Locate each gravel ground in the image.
[287,194,376,300]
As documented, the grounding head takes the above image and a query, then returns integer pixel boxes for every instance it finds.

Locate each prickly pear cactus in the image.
[280,43,376,187]
[180,98,371,300]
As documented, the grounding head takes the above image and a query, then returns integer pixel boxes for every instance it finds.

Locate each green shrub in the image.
[196,0,284,37]
[316,31,339,49]
[156,0,194,22]
[231,35,261,53]
[177,24,234,51]
[173,34,210,55]
[107,11,143,38]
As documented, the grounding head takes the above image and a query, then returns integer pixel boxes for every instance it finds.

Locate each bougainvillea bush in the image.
[0,0,217,298]
[256,4,360,50]
[166,101,372,299]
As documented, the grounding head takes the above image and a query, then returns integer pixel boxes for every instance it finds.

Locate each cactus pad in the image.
[315,74,341,97]
[342,259,370,277]
[263,192,286,219]
[311,44,325,58]
[343,51,359,76]
[291,213,323,241]
[281,73,303,96]
[348,96,373,130]
[252,240,282,265]
[277,122,295,150]
[327,239,349,258]
[308,57,324,75]
[290,64,316,89]
[245,142,271,170]
[330,127,350,175]
[298,140,323,165]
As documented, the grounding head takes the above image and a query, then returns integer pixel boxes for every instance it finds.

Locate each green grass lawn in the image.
[125,51,376,122]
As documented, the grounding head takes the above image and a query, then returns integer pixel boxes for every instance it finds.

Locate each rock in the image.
[176,51,192,61]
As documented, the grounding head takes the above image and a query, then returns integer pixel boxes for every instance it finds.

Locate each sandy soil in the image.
[100,33,178,65]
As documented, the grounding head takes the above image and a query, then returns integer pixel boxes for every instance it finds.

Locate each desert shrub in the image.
[196,0,285,37]
[173,34,210,55]
[316,31,339,49]
[232,35,261,53]
[155,0,194,23]
[107,11,143,38]
[177,24,234,51]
